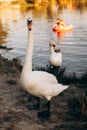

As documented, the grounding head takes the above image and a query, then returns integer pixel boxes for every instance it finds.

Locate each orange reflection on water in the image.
[0,7,21,45]
[0,7,20,24]
[53,29,73,40]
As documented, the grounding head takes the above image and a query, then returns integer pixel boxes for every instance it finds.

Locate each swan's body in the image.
[20,19,69,117]
[49,43,62,67]
[20,70,67,101]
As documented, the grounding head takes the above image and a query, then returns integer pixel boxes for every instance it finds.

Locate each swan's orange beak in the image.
[28,23,32,31]
[27,19,33,30]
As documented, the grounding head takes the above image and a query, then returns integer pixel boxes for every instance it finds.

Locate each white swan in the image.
[20,19,69,118]
[49,42,62,67]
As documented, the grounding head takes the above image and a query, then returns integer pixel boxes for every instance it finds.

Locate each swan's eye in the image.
[53,44,55,47]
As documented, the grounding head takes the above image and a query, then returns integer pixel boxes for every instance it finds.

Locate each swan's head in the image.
[49,42,62,53]
[27,18,33,31]
[49,42,55,48]
[49,42,56,52]
[49,42,56,49]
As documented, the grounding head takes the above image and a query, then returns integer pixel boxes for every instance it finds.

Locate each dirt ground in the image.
[0,54,87,130]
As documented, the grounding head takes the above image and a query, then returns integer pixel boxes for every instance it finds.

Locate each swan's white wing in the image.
[34,71,58,83]
[21,71,69,100]
[20,70,57,90]
[37,82,69,100]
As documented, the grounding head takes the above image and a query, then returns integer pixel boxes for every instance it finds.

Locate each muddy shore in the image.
[0,54,87,130]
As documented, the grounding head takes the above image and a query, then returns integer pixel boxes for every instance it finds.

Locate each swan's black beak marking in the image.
[27,18,33,31]
[27,18,32,24]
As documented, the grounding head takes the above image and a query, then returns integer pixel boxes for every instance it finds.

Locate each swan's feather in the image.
[20,71,69,100]
[49,52,62,66]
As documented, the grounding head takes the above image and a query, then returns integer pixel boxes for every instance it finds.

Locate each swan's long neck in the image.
[22,27,33,75]
[50,46,54,53]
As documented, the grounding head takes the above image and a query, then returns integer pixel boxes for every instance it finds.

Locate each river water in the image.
[0,4,87,75]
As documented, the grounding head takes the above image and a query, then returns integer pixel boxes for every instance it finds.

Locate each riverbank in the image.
[0,54,87,130]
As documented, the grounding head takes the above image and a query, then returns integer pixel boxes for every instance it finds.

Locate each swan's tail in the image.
[56,84,69,95]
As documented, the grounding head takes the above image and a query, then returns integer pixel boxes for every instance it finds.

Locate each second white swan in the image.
[49,42,62,67]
